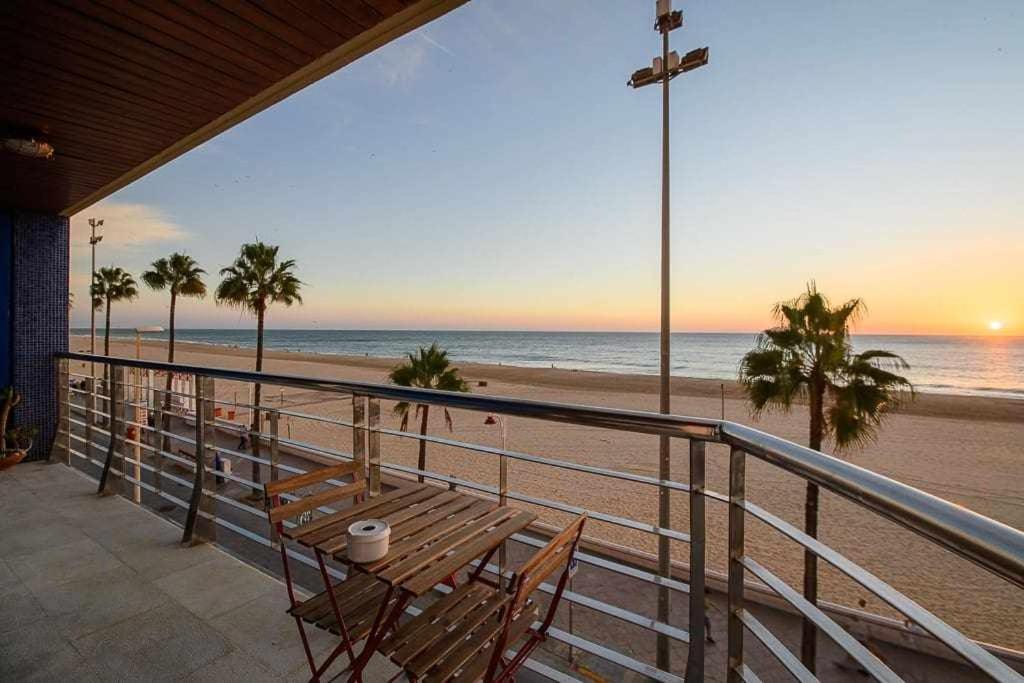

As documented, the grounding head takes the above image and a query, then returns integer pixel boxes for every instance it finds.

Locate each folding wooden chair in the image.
[378,513,587,682]
[265,462,392,682]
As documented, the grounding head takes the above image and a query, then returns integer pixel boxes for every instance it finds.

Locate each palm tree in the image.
[92,266,139,357]
[141,253,206,367]
[739,282,913,672]
[215,242,302,488]
[142,253,207,455]
[389,343,469,482]
[91,267,138,419]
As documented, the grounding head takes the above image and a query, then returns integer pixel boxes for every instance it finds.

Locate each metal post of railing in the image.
[268,409,281,547]
[353,394,366,480]
[269,409,280,485]
[727,446,746,683]
[84,375,96,464]
[152,386,164,498]
[498,431,509,591]
[98,365,123,496]
[129,367,142,504]
[686,439,706,680]
[184,375,216,545]
[121,368,137,503]
[367,397,381,497]
[53,357,70,464]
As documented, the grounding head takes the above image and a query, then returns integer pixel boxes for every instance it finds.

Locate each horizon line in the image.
[69,326,1021,338]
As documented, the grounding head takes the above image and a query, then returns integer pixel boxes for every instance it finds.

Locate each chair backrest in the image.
[264,462,366,532]
[510,513,586,612]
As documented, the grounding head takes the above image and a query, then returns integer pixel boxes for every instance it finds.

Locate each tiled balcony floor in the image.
[0,462,396,682]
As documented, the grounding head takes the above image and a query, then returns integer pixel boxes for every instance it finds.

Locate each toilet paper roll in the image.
[347,519,391,563]
[348,519,389,537]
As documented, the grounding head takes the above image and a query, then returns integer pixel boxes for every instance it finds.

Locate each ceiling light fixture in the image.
[2,136,55,159]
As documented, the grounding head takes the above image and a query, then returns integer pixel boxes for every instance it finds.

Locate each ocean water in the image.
[73,329,1024,400]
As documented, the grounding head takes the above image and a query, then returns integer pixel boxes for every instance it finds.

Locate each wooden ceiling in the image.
[0,0,465,216]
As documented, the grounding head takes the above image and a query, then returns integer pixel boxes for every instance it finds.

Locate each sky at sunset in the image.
[70,1,1023,335]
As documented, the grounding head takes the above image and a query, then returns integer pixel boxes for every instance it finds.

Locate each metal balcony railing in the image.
[52,352,1024,682]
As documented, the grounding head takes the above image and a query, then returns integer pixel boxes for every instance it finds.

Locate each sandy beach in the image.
[70,336,1024,650]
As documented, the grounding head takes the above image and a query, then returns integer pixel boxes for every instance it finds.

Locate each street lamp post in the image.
[88,218,104,351]
[88,218,104,384]
[627,0,708,675]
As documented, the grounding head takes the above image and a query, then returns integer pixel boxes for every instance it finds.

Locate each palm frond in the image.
[215,242,300,313]
[740,282,913,447]
[387,343,470,432]
[94,266,138,304]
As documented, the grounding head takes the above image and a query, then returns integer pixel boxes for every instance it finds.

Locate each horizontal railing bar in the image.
[506,491,691,543]
[721,422,1024,590]
[211,492,267,518]
[274,406,354,427]
[740,557,901,682]
[275,435,353,461]
[509,532,691,594]
[471,558,690,643]
[375,423,692,492]
[69,447,103,468]
[738,609,815,683]
[207,444,272,468]
[737,663,764,683]
[379,462,500,494]
[546,626,683,683]
[741,500,1023,681]
[59,353,721,440]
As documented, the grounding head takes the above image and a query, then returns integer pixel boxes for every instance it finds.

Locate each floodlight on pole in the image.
[88,218,104,375]
[626,0,708,675]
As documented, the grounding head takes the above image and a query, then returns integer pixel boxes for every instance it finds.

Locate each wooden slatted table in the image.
[299,483,536,682]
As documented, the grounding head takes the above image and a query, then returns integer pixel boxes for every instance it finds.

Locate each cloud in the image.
[373,31,454,85]
[70,202,188,253]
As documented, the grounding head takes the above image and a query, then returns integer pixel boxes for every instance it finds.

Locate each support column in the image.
[5,210,70,462]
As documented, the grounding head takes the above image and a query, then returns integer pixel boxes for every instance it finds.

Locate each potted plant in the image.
[0,387,36,471]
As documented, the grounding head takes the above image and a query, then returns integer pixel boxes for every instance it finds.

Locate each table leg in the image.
[348,587,410,683]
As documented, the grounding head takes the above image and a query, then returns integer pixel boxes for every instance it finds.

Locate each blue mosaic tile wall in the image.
[10,210,69,461]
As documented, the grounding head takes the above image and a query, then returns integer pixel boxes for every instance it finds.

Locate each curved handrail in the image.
[58,351,1024,591]
[719,422,1024,591]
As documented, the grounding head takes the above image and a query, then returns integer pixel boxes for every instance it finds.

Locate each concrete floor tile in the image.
[0,582,46,636]
[74,601,234,681]
[0,558,18,593]
[153,554,280,620]
[185,650,282,682]
[31,565,170,640]
[209,592,338,676]
[8,536,126,588]
[3,517,84,558]
[0,618,99,682]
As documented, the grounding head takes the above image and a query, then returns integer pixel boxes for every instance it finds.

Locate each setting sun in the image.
[989,320,1005,331]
